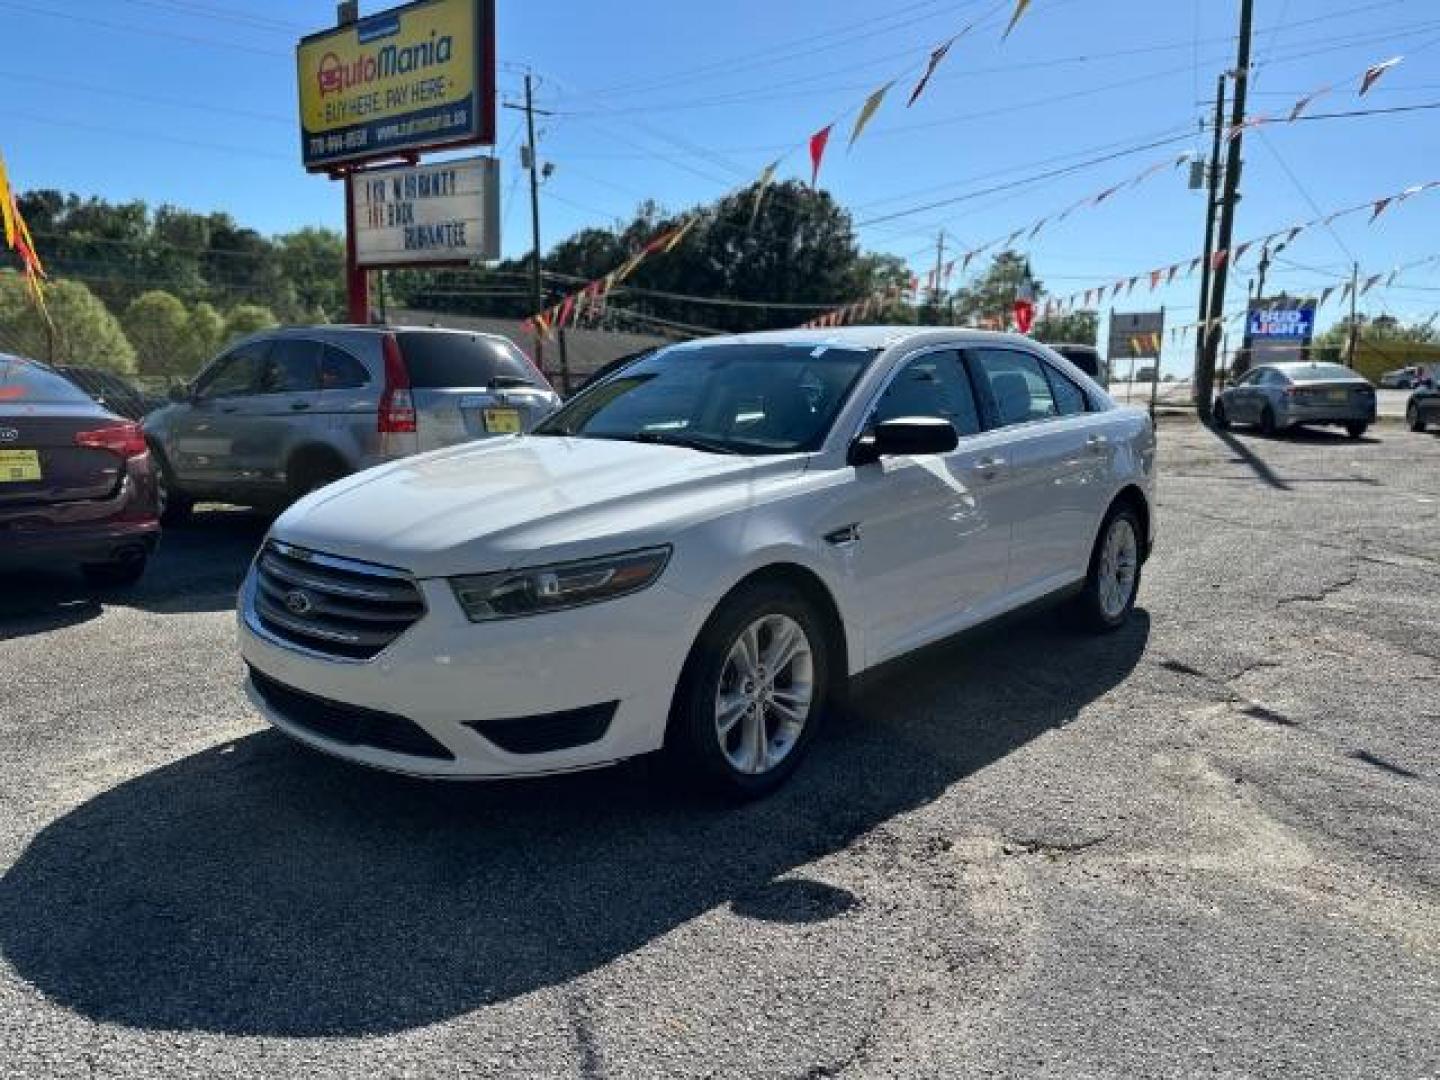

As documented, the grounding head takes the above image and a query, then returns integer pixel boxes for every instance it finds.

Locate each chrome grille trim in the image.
[247,541,425,661]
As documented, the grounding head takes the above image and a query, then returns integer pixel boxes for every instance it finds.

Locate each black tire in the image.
[1408,403,1426,433]
[1213,399,1230,430]
[1071,505,1143,634]
[665,580,833,799]
[82,553,148,588]
[150,449,194,527]
[1345,422,1368,440]
[1259,405,1278,437]
[287,450,349,502]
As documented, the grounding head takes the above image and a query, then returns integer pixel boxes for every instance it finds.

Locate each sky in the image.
[3,0,1440,373]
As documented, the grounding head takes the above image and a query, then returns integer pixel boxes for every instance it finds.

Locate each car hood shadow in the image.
[0,609,1149,1037]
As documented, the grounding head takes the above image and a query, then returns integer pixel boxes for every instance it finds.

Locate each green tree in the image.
[0,274,136,372]
[187,301,225,368]
[277,227,345,321]
[222,303,278,345]
[1313,313,1436,351]
[123,290,193,376]
[951,252,1039,328]
[1035,309,1099,345]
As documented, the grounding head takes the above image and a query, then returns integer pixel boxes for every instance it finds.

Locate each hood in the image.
[270,435,803,577]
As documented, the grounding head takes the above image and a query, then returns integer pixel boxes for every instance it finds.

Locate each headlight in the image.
[449,546,671,622]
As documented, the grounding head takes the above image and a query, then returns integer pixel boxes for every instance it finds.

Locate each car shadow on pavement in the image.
[0,608,1149,1037]
[0,507,269,639]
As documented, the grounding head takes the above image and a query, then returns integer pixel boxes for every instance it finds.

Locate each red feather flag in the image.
[808,124,834,188]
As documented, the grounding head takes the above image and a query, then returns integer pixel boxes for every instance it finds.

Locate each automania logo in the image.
[317,31,454,96]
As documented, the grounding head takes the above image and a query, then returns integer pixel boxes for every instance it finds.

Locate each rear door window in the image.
[257,339,321,394]
[397,332,542,389]
[320,345,369,389]
[0,357,94,404]
[1044,364,1090,416]
[968,348,1059,427]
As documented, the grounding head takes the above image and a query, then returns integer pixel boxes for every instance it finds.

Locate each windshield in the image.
[535,342,876,454]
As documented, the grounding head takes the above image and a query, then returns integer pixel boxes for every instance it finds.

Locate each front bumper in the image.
[237,563,706,778]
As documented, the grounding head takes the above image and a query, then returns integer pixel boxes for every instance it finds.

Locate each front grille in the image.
[252,541,425,661]
[249,667,454,760]
[468,702,617,755]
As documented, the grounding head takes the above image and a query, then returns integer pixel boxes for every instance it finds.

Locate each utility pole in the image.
[931,229,946,321]
[1194,73,1226,392]
[503,73,553,369]
[1197,0,1254,423]
[1347,261,1360,367]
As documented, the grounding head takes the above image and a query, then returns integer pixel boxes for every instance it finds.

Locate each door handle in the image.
[219,405,238,414]
[290,400,312,411]
[1086,434,1109,452]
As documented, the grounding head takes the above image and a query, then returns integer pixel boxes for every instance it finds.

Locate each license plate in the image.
[0,449,40,483]
[483,407,521,434]
[1326,389,1348,402]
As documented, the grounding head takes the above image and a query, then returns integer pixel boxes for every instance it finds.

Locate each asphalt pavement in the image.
[2,422,1438,1078]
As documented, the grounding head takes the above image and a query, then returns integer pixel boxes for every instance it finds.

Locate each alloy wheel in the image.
[714,614,814,775]
[1098,516,1139,620]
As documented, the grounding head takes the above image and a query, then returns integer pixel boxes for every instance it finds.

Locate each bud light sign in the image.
[1248,304,1315,341]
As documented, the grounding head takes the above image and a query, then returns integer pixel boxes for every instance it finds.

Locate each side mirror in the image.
[849,416,959,466]
[168,384,189,404]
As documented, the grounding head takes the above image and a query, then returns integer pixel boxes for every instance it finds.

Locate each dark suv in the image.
[143,325,560,523]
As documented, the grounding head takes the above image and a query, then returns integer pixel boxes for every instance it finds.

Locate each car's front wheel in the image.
[1345,422,1368,439]
[667,581,832,798]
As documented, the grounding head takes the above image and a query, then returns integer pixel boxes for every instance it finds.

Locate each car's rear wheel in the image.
[1409,402,1426,432]
[1259,404,1278,436]
[287,449,349,502]
[666,581,831,798]
[1213,399,1230,430]
[81,552,148,588]
[1345,422,1368,439]
[1072,506,1142,633]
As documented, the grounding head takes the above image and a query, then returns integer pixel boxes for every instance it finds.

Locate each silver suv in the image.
[144,325,560,523]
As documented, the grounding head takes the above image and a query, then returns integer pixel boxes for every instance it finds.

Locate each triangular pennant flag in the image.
[556,293,576,329]
[907,38,955,107]
[943,259,955,282]
[961,250,978,273]
[1385,268,1399,287]
[1028,217,1047,240]
[1361,273,1382,295]
[1149,269,1163,291]
[1288,84,1331,122]
[1317,286,1334,308]
[1360,56,1402,96]
[808,124,834,187]
[1233,241,1252,263]
[1370,197,1394,222]
[1188,256,1202,276]
[849,81,894,148]
[1210,248,1228,270]
[1083,289,1093,306]
[615,249,648,282]
[1340,282,1354,303]
[1003,0,1032,40]
[1092,184,1121,206]
[750,160,779,227]
[1283,225,1304,245]
[1166,264,1180,285]
[1004,228,1024,248]
[1126,276,1139,295]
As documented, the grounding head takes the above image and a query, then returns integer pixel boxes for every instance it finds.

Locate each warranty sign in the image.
[297,0,495,172]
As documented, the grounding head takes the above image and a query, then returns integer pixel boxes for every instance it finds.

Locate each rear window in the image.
[396,332,542,389]
[1285,363,1364,382]
[0,356,94,404]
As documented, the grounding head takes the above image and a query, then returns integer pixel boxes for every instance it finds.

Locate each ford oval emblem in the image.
[284,589,315,616]
[0,427,17,442]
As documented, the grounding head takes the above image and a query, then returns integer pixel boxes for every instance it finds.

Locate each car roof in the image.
[260,324,517,344]
[662,326,1049,353]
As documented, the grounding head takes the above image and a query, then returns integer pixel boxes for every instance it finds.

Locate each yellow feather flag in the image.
[1003,0,1031,40]
[0,152,15,249]
[848,81,894,149]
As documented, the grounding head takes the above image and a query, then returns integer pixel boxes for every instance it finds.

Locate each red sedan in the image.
[0,354,160,586]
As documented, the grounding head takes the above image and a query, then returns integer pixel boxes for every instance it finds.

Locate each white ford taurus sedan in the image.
[238,328,1155,795]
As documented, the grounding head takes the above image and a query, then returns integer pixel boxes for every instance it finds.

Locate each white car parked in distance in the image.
[238,328,1156,796]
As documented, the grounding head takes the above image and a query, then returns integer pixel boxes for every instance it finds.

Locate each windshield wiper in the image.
[609,431,742,455]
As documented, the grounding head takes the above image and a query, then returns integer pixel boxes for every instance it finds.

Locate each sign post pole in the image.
[344,171,370,323]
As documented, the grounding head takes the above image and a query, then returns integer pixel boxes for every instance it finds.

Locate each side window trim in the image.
[255,337,323,396]
[195,341,268,399]
[1039,359,1092,416]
